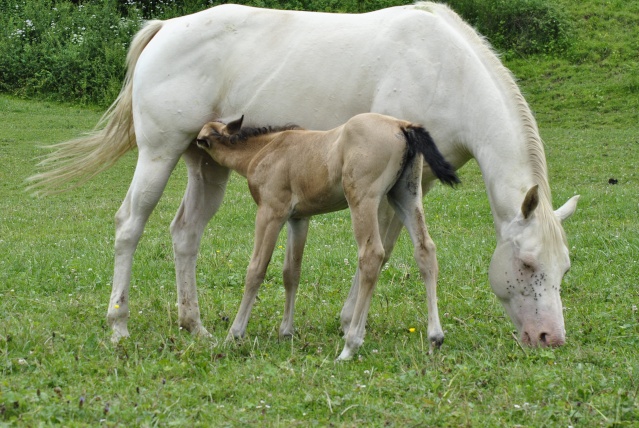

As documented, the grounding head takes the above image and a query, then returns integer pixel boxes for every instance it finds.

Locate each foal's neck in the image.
[209,135,273,177]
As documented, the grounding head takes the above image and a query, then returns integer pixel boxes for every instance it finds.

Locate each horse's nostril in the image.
[539,332,549,346]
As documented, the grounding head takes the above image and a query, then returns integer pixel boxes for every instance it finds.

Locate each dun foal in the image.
[196,112,459,360]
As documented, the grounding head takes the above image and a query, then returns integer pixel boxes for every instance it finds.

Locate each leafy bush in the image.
[0,0,572,106]
[0,0,141,105]
[445,0,573,56]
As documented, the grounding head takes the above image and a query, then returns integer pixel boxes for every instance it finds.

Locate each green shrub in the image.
[444,0,573,56]
[0,0,140,106]
[0,0,572,106]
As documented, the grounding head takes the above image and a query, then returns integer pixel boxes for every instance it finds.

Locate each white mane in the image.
[419,2,564,243]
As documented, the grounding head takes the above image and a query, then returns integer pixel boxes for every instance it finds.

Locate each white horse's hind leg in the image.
[340,200,403,334]
[279,217,309,338]
[170,145,231,338]
[388,168,444,350]
[108,148,180,343]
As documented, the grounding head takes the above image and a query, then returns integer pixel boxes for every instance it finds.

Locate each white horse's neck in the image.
[472,122,546,240]
[462,61,552,241]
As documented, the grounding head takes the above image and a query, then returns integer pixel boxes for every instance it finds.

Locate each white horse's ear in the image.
[521,185,539,219]
[555,194,579,222]
[226,115,244,135]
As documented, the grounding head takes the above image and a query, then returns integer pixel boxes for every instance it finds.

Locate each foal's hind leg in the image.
[338,197,386,361]
[279,218,309,338]
[340,199,403,334]
[170,144,231,337]
[108,148,180,343]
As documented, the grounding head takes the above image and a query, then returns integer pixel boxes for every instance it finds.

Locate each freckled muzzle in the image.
[521,324,566,347]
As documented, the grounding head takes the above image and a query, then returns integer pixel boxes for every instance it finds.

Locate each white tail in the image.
[27,20,164,195]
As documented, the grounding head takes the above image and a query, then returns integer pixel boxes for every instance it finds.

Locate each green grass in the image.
[1,95,638,425]
[2,0,639,425]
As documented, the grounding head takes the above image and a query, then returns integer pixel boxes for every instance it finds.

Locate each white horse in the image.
[30,2,579,349]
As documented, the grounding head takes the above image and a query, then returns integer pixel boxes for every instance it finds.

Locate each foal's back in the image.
[246,113,412,217]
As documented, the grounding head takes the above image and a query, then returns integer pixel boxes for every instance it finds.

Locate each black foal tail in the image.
[402,125,460,187]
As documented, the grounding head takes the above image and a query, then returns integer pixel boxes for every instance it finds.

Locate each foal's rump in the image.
[339,113,459,193]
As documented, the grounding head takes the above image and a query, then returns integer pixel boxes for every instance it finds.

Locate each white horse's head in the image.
[488,186,579,347]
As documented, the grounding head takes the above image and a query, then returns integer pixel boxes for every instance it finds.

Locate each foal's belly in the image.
[289,186,348,218]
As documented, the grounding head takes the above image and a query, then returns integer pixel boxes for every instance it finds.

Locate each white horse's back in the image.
[134,2,477,159]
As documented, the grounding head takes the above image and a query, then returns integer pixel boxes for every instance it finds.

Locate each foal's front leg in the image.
[227,206,285,341]
[279,218,309,338]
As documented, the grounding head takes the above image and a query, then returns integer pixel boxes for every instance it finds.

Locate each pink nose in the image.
[522,330,565,347]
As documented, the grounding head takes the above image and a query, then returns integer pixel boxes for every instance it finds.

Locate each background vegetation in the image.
[1,0,574,106]
[1,0,638,425]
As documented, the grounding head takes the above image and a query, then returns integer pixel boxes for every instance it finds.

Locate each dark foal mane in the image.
[225,123,302,145]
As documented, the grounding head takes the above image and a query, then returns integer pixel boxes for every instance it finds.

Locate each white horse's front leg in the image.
[227,207,285,341]
[170,146,231,338]
[279,218,309,338]
[340,200,402,334]
[389,172,444,350]
[402,214,444,350]
[108,151,179,343]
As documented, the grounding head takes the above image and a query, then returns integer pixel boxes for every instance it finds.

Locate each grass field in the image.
[1,3,639,427]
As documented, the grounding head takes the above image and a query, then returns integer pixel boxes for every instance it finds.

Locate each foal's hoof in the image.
[278,327,295,340]
[336,349,354,362]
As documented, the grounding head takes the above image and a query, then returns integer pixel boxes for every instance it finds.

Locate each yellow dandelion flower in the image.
[408,327,416,333]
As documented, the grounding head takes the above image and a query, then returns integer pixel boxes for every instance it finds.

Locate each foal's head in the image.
[196,116,302,153]
[196,115,245,151]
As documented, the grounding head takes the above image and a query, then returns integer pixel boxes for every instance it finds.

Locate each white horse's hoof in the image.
[429,333,445,352]
[225,330,245,345]
[110,328,129,344]
[190,325,213,339]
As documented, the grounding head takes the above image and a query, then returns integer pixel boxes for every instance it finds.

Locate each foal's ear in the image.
[225,115,244,135]
[521,185,539,219]
[196,138,210,150]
